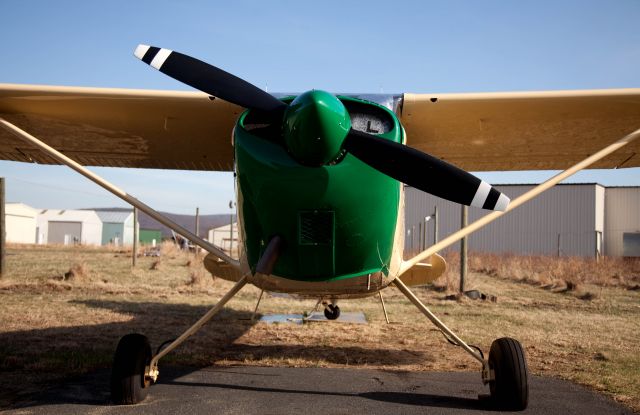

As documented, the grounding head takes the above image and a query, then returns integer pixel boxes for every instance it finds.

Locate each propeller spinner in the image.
[134,44,510,211]
[283,90,351,167]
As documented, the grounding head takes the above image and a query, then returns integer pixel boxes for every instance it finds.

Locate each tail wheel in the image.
[324,304,341,320]
[110,333,152,405]
[488,337,529,410]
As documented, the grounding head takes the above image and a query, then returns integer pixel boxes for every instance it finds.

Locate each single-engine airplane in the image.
[1,44,639,411]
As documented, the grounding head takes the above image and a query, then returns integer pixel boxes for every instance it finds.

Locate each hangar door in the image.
[623,233,640,257]
[48,221,82,245]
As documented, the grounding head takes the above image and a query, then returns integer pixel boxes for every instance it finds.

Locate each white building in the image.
[605,187,640,257]
[94,210,135,246]
[5,203,38,244]
[36,209,103,246]
[207,222,238,255]
[405,183,640,258]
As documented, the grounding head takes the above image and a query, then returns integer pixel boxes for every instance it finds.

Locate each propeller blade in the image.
[134,44,287,112]
[343,129,510,211]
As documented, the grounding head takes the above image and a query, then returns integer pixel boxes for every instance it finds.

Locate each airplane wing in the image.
[0,83,242,171]
[2,85,639,172]
[402,89,640,171]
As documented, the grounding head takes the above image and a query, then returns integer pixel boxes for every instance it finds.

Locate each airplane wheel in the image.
[488,337,529,410]
[110,333,152,405]
[324,304,341,320]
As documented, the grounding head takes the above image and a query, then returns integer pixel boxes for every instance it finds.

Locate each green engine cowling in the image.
[235,94,402,282]
[283,90,351,166]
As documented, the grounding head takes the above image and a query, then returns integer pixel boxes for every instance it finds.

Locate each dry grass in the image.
[469,252,640,288]
[63,262,90,282]
[160,240,183,258]
[434,252,640,297]
[0,245,639,412]
[149,259,162,271]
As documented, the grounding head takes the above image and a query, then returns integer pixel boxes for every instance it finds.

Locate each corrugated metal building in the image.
[605,187,640,257]
[405,183,615,257]
[94,210,135,246]
[5,203,38,244]
[36,209,102,246]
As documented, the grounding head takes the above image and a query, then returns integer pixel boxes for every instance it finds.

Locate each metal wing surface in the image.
[3,85,640,173]
[401,89,640,171]
[0,84,242,171]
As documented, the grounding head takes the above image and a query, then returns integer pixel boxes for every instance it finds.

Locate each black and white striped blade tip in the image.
[468,180,510,211]
[343,129,510,211]
[133,44,286,113]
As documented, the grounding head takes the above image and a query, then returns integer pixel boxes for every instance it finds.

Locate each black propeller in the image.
[344,129,509,211]
[134,44,287,113]
[135,44,509,211]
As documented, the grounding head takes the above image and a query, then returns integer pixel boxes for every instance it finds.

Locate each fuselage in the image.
[233,95,406,296]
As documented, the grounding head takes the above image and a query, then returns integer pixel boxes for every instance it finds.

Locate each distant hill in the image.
[85,207,235,239]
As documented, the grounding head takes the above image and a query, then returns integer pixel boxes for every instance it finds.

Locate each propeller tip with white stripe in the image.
[494,193,510,211]
[133,44,173,70]
[133,44,149,60]
[133,43,287,112]
[470,180,510,211]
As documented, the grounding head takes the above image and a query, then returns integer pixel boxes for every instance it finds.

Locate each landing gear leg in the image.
[251,289,265,322]
[392,277,529,410]
[378,291,390,324]
[110,275,248,405]
[305,298,323,319]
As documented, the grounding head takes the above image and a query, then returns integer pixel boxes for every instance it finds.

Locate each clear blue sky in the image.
[1,1,639,213]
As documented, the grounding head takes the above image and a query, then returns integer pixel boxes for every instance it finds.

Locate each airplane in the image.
[1,44,639,411]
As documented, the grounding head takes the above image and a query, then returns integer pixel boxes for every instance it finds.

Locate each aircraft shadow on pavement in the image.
[359,391,490,411]
[2,299,435,410]
[0,300,255,409]
[162,366,492,411]
[7,365,493,412]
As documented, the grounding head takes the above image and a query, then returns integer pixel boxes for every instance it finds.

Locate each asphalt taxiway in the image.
[4,366,633,415]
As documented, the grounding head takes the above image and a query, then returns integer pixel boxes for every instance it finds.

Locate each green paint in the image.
[283,90,351,166]
[139,229,162,245]
[101,222,124,245]
[235,95,402,282]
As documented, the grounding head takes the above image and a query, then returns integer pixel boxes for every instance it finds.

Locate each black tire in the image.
[110,333,152,405]
[488,337,529,410]
[324,304,341,320]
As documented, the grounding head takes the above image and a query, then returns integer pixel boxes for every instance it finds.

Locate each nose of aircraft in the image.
[283,90,351,166]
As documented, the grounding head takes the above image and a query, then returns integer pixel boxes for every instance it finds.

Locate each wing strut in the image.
[399,127,640,276]
[0,118,240,269]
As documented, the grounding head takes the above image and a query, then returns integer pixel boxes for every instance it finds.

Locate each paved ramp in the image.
[4,366,632,415]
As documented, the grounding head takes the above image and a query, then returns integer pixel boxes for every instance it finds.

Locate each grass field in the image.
[1,243,639,411]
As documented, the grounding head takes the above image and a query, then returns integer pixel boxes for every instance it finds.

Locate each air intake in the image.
[298,210,334,245]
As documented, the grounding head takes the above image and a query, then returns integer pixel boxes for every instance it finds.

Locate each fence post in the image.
[132,207,138,267]
[195,207,200,255]
[557,233,561,257]
[433,205,439,244]
[460,205,468,292]
[0,178,5,277]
